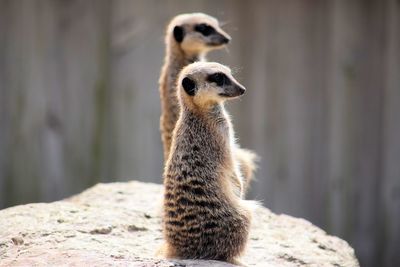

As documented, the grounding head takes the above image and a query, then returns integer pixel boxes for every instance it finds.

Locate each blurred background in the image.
[0,0,399,266]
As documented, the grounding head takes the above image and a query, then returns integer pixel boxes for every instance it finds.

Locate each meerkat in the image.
[162,62,255,265]
[159,13,258,194]
[159,13,230,161]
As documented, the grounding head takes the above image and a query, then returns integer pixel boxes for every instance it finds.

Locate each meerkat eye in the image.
[173,26,185,43]
[182,77,196,96]
[194,23,215,36]
[207,73,230,87]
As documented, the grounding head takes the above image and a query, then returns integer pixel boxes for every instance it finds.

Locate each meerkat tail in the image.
[230,258,250,267]
[235,148,258,193]
[155,243,167,258]
[156,242,177,258]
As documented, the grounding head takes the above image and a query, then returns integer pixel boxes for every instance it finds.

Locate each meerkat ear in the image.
[173,26,185,43]
[182,77,196,96]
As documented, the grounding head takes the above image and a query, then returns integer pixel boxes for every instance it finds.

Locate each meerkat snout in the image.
[219,85,246,97]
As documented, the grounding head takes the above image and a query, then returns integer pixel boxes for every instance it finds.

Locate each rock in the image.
[0,181,359,266]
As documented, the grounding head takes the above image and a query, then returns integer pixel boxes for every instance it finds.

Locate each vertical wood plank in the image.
[0,0,8,208]
[326,1,386,266]
[110,0,167,183]
[381,0,400,265]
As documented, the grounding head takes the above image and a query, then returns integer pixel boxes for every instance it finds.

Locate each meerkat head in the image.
[178,62,246,108]
[167,13,231,55]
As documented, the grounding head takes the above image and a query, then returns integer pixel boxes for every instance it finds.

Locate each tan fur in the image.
[162,62,253,264]
[159,13,258,195]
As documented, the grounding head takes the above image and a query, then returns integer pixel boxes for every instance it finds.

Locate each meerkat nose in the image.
[238,86,246,95]
[222,36,231,44]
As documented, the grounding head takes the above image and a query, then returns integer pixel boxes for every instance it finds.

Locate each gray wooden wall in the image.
[0,1,399,266]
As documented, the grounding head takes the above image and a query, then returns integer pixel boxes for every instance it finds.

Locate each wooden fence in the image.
[0,1,399,266]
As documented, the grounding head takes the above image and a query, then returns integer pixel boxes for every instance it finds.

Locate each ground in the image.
[0,181,359,266]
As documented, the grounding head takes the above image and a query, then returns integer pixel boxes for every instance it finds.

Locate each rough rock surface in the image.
[0,181,359,266]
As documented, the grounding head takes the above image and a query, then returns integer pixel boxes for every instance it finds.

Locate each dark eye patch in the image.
[173,26,185,43]
[194,23,215,36]
[207,72,231,87]
[182,77,196,96]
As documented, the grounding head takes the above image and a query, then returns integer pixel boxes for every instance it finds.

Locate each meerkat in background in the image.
[162,62,255,265]
[159,13,230,161]
[159,13,258,194]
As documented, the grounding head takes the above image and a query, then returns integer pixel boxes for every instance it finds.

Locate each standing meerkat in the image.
[159,13,257,194]
[162,62,255,265]
[159,13,230,161]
